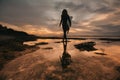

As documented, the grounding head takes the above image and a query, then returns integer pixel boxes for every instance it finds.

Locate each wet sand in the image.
[0,38,120,80]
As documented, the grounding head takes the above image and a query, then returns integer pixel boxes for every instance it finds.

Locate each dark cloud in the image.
[92,24,120,36]
[113,0,120,8]
[0,0,120,36]
[55,1,85,11]
[0,0,53,26]
[94,6,115,13]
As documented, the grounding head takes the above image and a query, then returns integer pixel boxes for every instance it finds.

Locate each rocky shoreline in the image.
[0,24,39,70]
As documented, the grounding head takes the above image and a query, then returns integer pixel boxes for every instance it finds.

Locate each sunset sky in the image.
[0,0,120,37]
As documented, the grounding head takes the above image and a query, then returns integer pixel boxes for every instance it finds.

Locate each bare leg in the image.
[62,30,65,42]
[64,31,67,45]
[67,30,69,34]
[63,31,67,45]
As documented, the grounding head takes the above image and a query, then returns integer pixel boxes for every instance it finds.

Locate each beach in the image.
[0,38,120,80]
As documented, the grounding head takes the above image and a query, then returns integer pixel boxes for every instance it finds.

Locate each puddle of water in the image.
[24,39,120,62]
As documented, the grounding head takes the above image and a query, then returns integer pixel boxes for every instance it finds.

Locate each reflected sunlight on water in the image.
[24,38,120,62]
[1,38,120,80]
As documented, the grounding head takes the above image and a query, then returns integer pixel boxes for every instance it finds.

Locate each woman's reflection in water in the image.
[59,9,72,70]
[60,40,72,70]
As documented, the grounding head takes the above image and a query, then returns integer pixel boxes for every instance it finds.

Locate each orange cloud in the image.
[81,14,110,26]
[21,25,63,36]
[0,21,22,31]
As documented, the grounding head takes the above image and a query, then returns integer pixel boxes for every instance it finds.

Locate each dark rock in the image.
[42,47,53,50]
[115,66,120,73]
[35,42,48,45]
[74,41,97,51]
[95,52,107,55]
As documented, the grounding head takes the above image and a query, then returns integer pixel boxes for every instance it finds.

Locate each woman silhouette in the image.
[59,9,71,42]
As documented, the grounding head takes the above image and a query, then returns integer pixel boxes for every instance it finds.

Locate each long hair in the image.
[62,9,68,16]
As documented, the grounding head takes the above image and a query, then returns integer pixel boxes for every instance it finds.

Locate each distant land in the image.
[0,24,38,42]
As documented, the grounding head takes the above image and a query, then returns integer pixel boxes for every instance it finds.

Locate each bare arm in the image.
[59,16,62,27]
